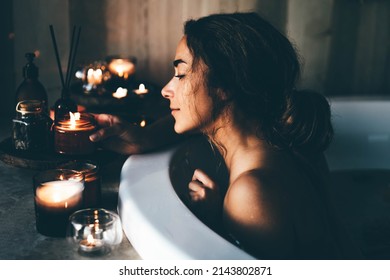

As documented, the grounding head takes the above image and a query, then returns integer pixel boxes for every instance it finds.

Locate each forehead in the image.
[174,36,193,64]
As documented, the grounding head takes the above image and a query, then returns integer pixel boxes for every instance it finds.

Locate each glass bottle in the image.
[54,88,77,124]
[12,100,52,152]
[15,53,48,113]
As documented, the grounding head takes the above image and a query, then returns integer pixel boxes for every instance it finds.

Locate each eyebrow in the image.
[173,59,187,67]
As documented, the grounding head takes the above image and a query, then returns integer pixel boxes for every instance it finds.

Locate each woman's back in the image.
[223,145,362,259]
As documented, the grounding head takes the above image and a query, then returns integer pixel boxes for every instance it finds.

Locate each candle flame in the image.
[69,112,81,129]
[87,68,103,85]
[112,87,128,99]
[140,120,146,127]
[139,84,146,91]
[87,234,95,245]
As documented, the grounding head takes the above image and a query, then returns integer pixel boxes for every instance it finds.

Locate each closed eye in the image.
[174,74,185,80]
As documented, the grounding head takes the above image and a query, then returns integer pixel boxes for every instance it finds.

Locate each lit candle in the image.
[139,119,147,127]
[108,58,135,79]
[59,161,102,208]
[54,112,96,155]
[35,180,84,210]
[87,68,103,85]
[34,179,84,237]
[133,83,149,95]
[112,87,128,99]
[79,234,104,253]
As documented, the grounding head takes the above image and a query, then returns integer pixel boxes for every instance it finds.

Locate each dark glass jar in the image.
[12,100,52,151]
[54,112,96,155]
[59,160,102,208]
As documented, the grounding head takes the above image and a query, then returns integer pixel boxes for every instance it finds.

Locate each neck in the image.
[203,115,267,183]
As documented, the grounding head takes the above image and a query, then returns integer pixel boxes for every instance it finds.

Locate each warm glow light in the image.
[87,68,103,85]
[69,112,81,129]
[108,59,135,78]
[134,83,149,95]
[35,180,84,209]
[140,120,146,127]
[112,87,128,99]
[87,234,95,245]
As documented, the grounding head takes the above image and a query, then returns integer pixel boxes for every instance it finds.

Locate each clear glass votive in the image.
[67,208,123,256]
[33,169,85,237]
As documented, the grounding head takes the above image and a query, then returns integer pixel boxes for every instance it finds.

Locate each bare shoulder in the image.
[224,169,288,227]
[223,169,294,258]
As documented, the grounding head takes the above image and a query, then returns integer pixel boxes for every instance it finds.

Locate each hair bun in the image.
[281,89,334,153]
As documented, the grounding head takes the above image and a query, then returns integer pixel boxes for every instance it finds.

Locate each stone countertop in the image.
[0,117,141,260]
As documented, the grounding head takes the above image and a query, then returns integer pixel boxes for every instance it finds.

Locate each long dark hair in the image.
[184,12,333,153]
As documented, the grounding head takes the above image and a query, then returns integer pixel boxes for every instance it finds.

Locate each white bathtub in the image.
[118,97,390,259]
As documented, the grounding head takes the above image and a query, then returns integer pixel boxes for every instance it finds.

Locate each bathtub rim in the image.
[118,140,256,260]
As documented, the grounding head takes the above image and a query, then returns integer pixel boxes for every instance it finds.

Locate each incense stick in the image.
[65,26,76,89]
[49,25,65,89]
[66,26,81,89]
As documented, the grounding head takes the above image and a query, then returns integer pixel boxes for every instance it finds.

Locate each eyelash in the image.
[174,74,185,80]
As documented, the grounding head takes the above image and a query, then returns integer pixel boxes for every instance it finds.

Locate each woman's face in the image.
[161,36,214,134]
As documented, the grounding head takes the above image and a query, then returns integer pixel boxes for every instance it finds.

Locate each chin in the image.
[174,123,195,135]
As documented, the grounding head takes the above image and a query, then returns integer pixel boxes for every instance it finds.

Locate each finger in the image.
[188,180,206,193]
[192,169,217,190]
[93,114,120,127]
[89,124,122,142]
[188,184,206,202]
[189,191,204,202]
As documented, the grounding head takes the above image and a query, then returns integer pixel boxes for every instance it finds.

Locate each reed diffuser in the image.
[49,25,81,123]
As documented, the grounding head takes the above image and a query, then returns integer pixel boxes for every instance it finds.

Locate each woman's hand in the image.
[188,169,223,230]
[89,114,148,155]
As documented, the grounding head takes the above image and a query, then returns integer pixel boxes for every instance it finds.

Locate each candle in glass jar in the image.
[79,234,104,253]
[59,160,102,208]
[34,180,84,237]
[54,112,96,155]
[108,58,135,79]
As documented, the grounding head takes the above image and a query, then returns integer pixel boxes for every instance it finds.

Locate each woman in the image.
[90,12,361,259]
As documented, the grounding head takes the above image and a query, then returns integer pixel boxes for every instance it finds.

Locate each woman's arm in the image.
[89,114,188,154]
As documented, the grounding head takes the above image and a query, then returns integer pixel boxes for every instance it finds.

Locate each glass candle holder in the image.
[54,112,96,155]
[59,160,102,208]
[67,208,123,256]
[107,57,136,79]
[33,169,85,237]
[12,100,52,152]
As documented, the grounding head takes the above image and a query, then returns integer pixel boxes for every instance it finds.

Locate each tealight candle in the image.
[54,112,96,155]
[107,58,135,79]
[68,208,123,256]
[133,83,149,95]
[112,87,128,99]
[79,234,104,253]
[87,68,103,86]
[33,169,84,237]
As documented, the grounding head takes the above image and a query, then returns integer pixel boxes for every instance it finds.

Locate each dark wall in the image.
[0,0,14,117]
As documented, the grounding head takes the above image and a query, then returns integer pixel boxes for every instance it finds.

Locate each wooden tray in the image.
[0,137,122,170]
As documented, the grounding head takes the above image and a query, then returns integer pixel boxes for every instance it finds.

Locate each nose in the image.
[161,80,174,99]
